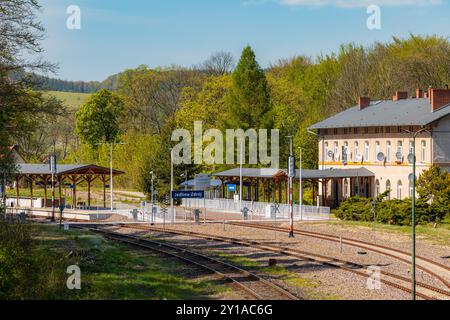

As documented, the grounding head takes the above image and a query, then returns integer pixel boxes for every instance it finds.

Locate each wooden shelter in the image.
[12,164,125,208]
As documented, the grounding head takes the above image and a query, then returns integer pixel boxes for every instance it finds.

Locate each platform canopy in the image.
[295,168,375,179]
[213,168,286,179]
[211,166,375,206]
[213,167,374,180]
[16,164,124,176]
[12,163,125,209]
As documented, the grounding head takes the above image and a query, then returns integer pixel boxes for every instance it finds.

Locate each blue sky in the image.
[38,0,450,81]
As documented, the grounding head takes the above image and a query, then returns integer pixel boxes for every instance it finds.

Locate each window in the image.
[344,128,348,134]
[375,127,380,134]
[397,141,403,157]
[334,128,338,135]
[375,180,380,196]
[386,127,391,134]
[325,142,329,160]
[397,180,403,200]
[421,141,426,163]
[364,141,370,162]
[386,141,392,162]
[364,127,369,134]
[343,142,349,162]
[386,180,391,200]
[409,141,414,156]
[354,142,360,160]
[375,141,381,161]
[334,142,339,161]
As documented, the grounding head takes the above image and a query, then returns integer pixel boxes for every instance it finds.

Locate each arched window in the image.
[375,179,380,196]
[334,142,339,161]
[386,180,391,200]
[364,141,370,162]
[397,180,403,200]
[386,141,391,162]
[397,141,403,155]
[421,141,426,163]
[409,141,414,156]
[354,142,360,160]
[375,141,380,161]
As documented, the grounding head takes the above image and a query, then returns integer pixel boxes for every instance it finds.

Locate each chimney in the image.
[430,88,450,112]
[393,91,408,101]
[416,88,423,99]
[358,97,371,110]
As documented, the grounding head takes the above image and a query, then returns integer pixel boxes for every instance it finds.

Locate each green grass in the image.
[45,91,91,111]
[314,217,450,246]
[216,252,340,300]
[32,224,228,300]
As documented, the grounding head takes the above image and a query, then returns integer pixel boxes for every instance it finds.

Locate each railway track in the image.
[226,221,450,290]
[113,223,450,300]
[78,226,300,301]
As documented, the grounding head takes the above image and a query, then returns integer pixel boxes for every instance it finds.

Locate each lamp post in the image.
[401,126,428,301]
[170,148,174,223]
[287,136,295,238]
[239,140,243,211]
[298,147,303,221]
[49,154,57,222]
[96,141,124,212]
[150,171,154,224]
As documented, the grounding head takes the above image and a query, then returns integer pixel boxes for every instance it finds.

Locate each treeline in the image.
[63,34,450,197]
[31,73,119,93]
[10,33,450,197]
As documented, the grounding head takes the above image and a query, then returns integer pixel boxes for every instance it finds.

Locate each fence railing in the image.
[181,198,331,221]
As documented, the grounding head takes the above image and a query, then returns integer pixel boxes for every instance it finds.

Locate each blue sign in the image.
[227,184,237,192]
[172,190,205,199]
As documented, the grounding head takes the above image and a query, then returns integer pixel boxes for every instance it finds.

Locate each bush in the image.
[335,195,440,226]
[0,222,72,299]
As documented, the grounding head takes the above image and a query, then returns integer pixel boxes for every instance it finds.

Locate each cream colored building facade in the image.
[309,89,450,207]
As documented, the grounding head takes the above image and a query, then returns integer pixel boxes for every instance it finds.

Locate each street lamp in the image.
[287,136,295,238]
[97,141,124,212]
[401,126,429,301]
[48,154,57,222]
[150,171,155,225]
[170,148,174,223]
[298,147,303,221]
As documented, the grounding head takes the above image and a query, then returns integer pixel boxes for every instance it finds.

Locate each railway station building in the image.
[212,88,450,208]
[308,88,450,206]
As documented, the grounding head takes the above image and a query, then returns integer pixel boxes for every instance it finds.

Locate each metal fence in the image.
[181,198,331,221]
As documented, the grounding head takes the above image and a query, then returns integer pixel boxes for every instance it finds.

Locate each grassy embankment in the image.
[0,223,229,300]
[315,215,450,246]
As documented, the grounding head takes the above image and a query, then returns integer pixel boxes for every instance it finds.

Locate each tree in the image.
[199,51,234,76]
[417,165,450,221]
[116,65,204,134]
[75,89,125,146]
[0,0,62,192]
[227,46,271,129]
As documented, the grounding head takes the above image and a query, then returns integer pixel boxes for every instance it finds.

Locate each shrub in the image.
[335,195,439,226]
[0,222,72,299]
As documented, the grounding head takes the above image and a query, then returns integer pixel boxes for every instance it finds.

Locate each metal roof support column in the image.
[15,176,20,208]
[43,176,48,208]
[29,175,34,208]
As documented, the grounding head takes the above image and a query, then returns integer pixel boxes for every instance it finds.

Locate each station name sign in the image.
[171,190,205,199]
